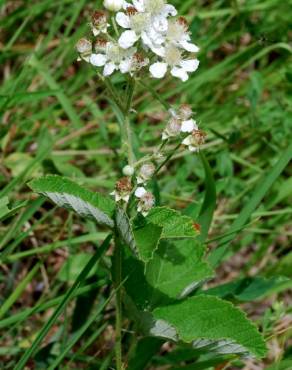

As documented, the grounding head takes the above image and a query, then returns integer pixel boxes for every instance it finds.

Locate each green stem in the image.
[124,78,136,166]
[113,235,123,370]
[155,142,182,175]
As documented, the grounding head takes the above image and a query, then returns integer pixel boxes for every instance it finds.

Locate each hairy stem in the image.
[124,78,136,166]
[113,235,123,370]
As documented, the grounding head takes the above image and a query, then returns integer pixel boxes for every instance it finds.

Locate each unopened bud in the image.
[103,0,123,12]
[76,38,92,54]
[123,165,135,177]
[137,163,155,184]
[179,104,193,120]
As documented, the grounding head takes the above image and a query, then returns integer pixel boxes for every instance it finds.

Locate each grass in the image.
[1,0,292,369]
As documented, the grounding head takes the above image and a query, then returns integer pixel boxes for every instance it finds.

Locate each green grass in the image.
[1,0,292,369]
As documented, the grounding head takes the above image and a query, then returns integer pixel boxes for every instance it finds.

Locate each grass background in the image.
[0,0,292,369]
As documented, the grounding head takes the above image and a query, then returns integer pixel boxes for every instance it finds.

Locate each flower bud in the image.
[135,188,155,216]
[123,165,135,177]
[103,0,123,12]
[179,104,193,120]
[111,177,132,203]
[76,38,92,54]
[137,163,155,184]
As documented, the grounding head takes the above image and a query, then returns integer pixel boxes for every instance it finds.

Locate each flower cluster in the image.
[162,104,206,152]
[76,0,200,81]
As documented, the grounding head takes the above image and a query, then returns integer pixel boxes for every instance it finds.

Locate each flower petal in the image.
[116,12,131,28]
[150,62,168,79]
[181,119,198,133]
[171,66,188,82]
[135,187,147,198]
[161,4,177,16]
[103,62,116,76]
[119,30,139,49]
[133,0,145,12]
[180,40,200,53]
[182,136,192,146]
[119,59,131,73]
[90,53,107,67]
[180,59,200,72]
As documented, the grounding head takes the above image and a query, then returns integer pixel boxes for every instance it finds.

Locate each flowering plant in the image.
[29,1,266,368]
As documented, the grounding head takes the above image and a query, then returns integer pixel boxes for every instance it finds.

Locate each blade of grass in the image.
[0,262,41,320]
[208,143,292,267]
[14,234,112,370]
[197,152,217,242]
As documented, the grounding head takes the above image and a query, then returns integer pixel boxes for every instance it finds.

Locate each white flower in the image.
[182,129,206,152]
[180,118,198,133]
[123,165,135,176]
[119,52,149,75]
[116,1,177,50]
[162,116,181,140]
[135,186,155,216]
[150,45,199,81]
[91,11,110,36]
[90,41,136,76]
[111,177,133,203]
[76,38,92,62]
[137,163,155,184]
[103,0,124,12]
[166,17,199,53]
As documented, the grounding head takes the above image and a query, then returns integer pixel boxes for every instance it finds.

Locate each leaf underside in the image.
[29,175,115,227]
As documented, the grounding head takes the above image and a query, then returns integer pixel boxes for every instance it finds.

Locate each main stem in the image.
[113,235,123,370]
[113,78,136,370]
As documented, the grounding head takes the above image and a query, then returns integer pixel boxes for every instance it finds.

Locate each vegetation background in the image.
[0,0,291,369]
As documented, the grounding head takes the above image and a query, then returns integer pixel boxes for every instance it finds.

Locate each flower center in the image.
[130,13,149,33]
[165,45,182,66]
[107,44,124,63]
[167,18,187,42]
[145,0,165,14]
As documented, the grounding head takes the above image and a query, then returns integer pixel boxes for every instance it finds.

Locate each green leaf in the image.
[133,223,163,262]
[28,175,115,228]
[153,296,267,359]
[123,239,213,310]
[146,207,199,239]
[146,239,213,304]
[205,276,290,302]
[116,207,138,256]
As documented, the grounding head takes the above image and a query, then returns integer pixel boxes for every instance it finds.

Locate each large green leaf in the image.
[153,296,267,359]
[28,175,115,228]
[123,239,213,310]
[133,223,163,262]
[146,207,199,239]
[146,239,213,303]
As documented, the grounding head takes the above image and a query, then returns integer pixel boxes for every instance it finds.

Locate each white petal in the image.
[92,27,100,37]
[135,187,147,198]
[133,0,145,12]
[116,12,131,28]
[189,146,198,152]
[171,66,188,82]
[161,4,177,16]
[150,62,168,79]
[103,62,116,76]
[119,30,139,49]
[182,136,192,146]
[122,194,130,203]
[181,119,197,133]
[180,40,200,53]
[90,53,107,67]
[119,59,131,73]
[180,59,200,72]
[152,16,168,33]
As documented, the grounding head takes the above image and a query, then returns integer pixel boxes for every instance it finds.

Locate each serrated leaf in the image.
[146,207,199,239]
[28,175,115,228]
[123,239,213,310]
[153,296,267,359]
[133,223,163,262]
[146,239,213,304]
